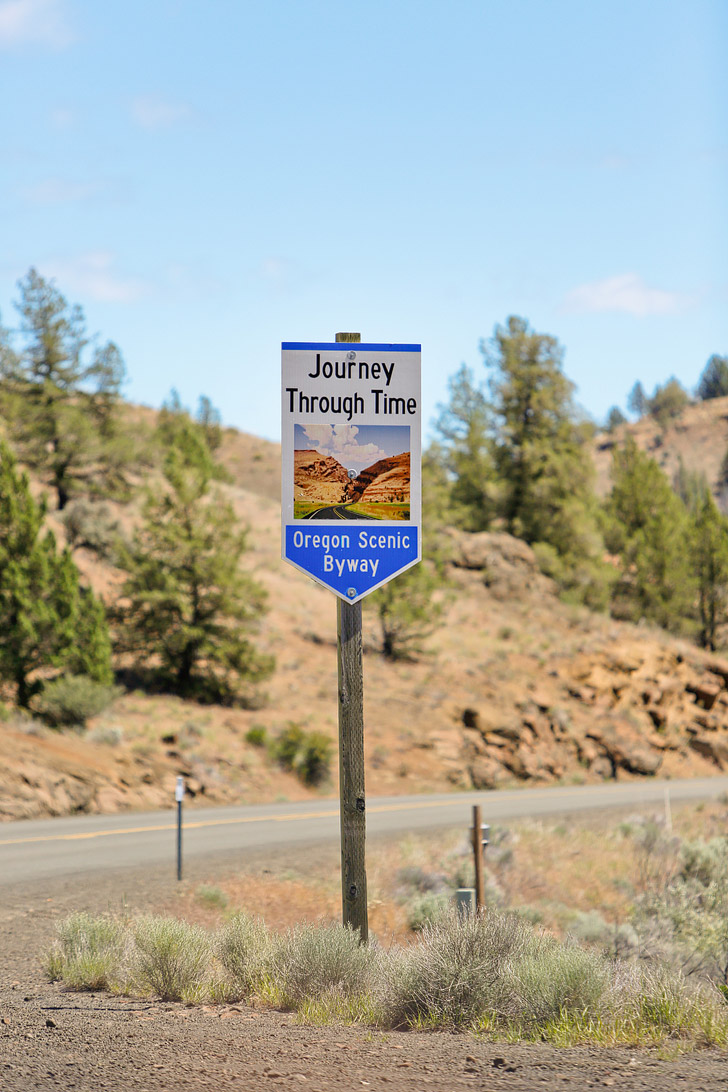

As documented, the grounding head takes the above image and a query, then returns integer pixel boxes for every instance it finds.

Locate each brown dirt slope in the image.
[4,400,728,821]
[592,393,728,499]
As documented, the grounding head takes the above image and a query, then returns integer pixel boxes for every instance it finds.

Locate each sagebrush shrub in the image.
[377,909,534,1028]
[273,922,372,1006]
[502,940,612,1029]
[33,674,122,728]
[130,916,211,1001]
[61,499,122,559]
[217,912,271,998]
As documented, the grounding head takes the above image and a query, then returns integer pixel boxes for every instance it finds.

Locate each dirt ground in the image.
[1,845,727,1092]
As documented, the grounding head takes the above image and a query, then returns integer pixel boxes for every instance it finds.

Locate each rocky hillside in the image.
[593,394,728,502]
[4,398,728,821]
[293,448,349,503]
[346,452,410,504]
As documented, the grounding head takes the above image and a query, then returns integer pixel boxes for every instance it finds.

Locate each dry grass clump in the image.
[43,907,728,1047]
[44,912,125,991]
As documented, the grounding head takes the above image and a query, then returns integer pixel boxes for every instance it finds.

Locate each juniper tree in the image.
[647,378,690,428]
[367,557,448,660]
[0,441,112,705]
[691,490,728,650]
[604,437,694,632]
[0,268,127,508]
[115,421,273,702]
[482,316,611,607]
[432,364,495,531]
[697,355,728,401]
[627,381,647,418]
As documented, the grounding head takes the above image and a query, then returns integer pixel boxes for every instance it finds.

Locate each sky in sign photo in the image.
[1,0,726,442]
[294,423,410,473]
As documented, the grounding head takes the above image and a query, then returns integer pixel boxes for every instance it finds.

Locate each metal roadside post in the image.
[281,332,422,942]
[175,775,185,881]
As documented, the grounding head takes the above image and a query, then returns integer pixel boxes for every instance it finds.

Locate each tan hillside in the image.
[4,399,728,821]
[593,394,728,500]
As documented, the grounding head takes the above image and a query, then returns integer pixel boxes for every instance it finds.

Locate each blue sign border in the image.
[282,342,421,353]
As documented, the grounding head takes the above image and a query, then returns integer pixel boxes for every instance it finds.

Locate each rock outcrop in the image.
[293,449,349,504]
[346,452,410,504]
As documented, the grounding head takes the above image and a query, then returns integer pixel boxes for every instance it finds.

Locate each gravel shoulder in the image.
[1,851,727,1092]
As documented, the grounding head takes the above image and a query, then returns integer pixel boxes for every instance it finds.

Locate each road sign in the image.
[282,341,421,603]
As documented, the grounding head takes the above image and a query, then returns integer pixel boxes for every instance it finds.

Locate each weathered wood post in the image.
[335,331,368,942]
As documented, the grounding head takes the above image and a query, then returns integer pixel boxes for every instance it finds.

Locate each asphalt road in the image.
[2,777,728,889]
[304,504,377,520]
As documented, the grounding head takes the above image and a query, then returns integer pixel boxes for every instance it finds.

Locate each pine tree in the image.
[0,268,127,508]
[627,381,647,417]
[697,355,728,401]
[691,490,728,650]
[482,316,611,606]
[432,364,495,531]
[605,406,627,431]
[367,557,448,660]
[115,421,273,702]
[0,441,112,705]
[604,437,694,631]
[647,378,690,428]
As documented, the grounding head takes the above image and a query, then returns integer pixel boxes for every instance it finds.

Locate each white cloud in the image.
[302,424,386,468]
[131,95,191,129]
[42,252,148,304]
[0,0,73,50]
[562,273,686,317]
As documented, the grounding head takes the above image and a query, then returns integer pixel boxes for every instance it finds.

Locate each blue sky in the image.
[294,423,410,471]
[2,0,726,442]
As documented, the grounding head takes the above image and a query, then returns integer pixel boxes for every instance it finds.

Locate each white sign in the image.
[175,776,185,803]
[281,342,421,602]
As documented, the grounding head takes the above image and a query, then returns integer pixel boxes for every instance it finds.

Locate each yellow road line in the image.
[0,786,622,849]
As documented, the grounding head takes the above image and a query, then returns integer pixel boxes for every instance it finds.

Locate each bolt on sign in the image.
[281,342,421,602]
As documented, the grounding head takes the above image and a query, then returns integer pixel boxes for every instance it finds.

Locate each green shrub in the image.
[271,723,333,786]
[407,892,450,932]
[130,916,211,1001]
[33,674,122,728]
[217,912,272,999]
[195,885,229,910]
[272,922,373,1007]
[245,724,268,747]
[44,912,124,991]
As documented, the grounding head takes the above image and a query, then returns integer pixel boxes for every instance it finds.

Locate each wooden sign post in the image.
[281,332,421,942]
[334,332,368,940]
